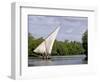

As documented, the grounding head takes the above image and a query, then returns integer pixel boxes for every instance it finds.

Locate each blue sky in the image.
[28,15,88,42]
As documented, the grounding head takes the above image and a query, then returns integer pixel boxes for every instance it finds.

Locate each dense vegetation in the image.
[82,31,88,60]
[52,40,84,56]
[28,31,88,57]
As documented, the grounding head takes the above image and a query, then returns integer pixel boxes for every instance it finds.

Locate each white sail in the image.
[34,26,60,55]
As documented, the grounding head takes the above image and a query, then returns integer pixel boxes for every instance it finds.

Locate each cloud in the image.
[28,15,88,42]
[65,28,73,33]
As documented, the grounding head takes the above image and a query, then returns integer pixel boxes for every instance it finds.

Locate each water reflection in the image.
[28,55,87,66]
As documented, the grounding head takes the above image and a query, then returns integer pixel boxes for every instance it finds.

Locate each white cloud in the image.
[65,28,73,33]
[28,15,88,42]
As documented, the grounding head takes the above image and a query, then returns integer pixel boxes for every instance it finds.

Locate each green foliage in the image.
[28,32,86,57]
[52,40,85,56]
[82,30,88,59]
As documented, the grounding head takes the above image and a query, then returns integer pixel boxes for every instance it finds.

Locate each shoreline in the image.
[28,54,86,59]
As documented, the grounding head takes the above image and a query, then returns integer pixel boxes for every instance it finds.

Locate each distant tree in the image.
[82,30,88,60]
[28,32,86,57]
[52,40,84,56]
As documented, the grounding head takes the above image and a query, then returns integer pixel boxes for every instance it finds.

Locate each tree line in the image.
[28,31,88,58]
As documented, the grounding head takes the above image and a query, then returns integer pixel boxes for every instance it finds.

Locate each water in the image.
[28,55,87,67]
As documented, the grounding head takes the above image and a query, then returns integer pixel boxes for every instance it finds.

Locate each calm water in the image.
[28,55,87,67]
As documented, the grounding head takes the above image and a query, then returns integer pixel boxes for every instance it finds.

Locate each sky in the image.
[28,15,88,42]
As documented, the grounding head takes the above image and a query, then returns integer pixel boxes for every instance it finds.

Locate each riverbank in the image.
[28,54,86,59]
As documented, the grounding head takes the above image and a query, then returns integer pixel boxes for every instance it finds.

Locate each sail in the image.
[34,26,60,55]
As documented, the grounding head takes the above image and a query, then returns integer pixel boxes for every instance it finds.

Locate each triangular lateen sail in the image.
[34,26,60,55]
